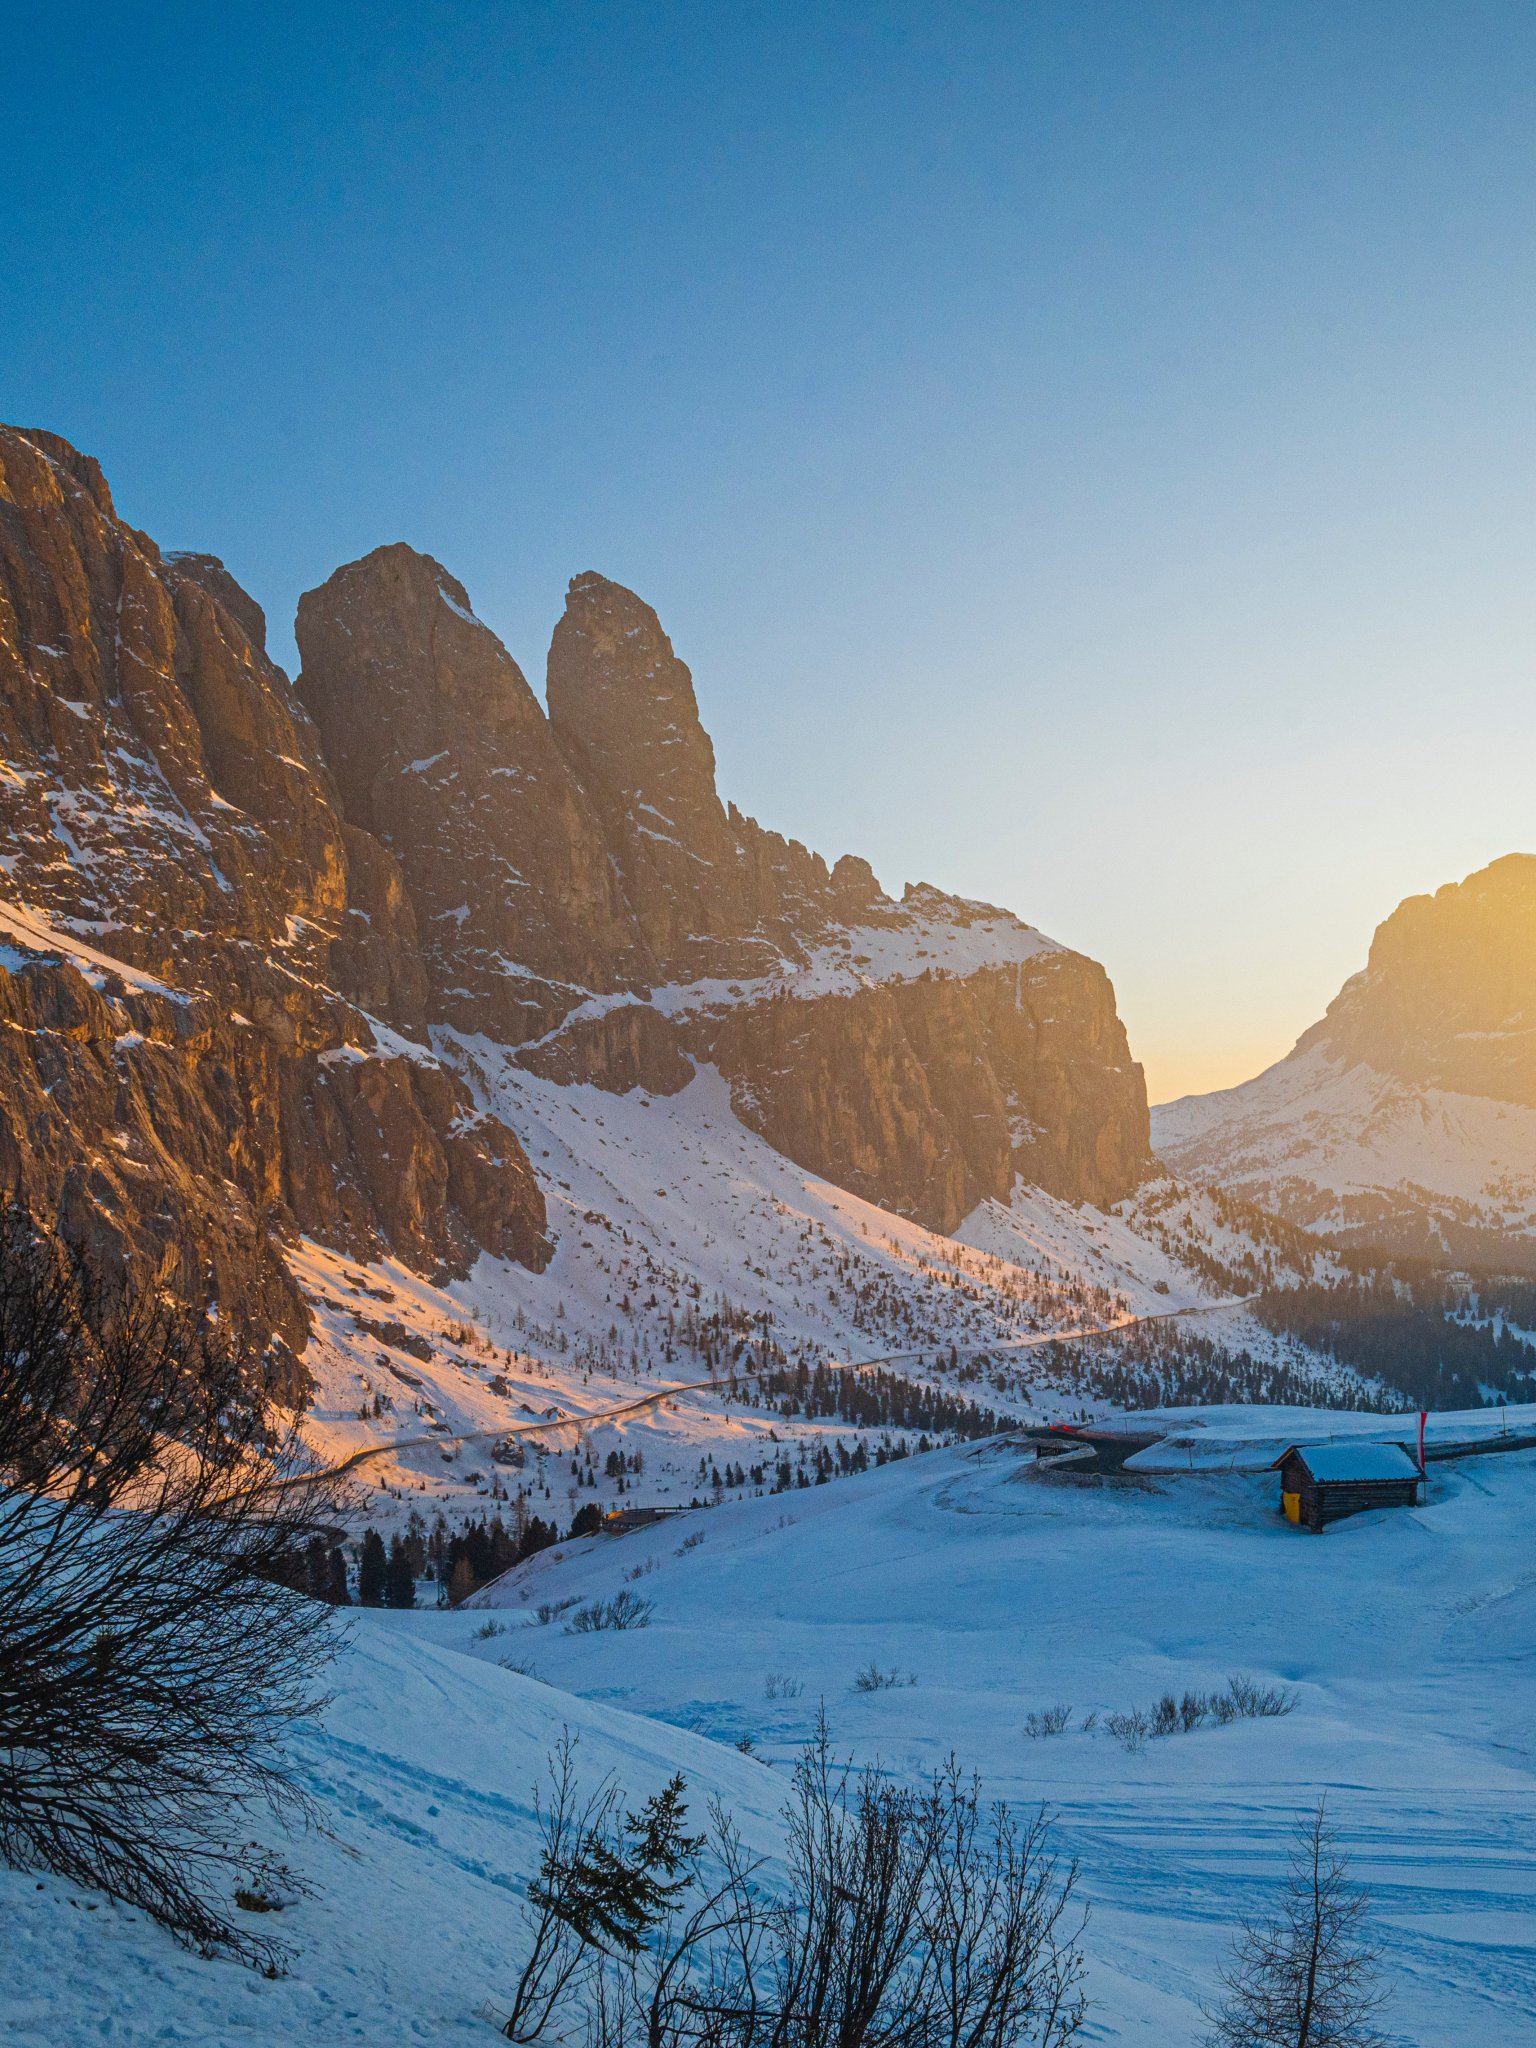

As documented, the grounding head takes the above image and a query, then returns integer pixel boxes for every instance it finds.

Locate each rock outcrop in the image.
[0,421,1153,1358]
[0,426,549,1377]
[299,557,1153,1231]
[1300,854,1536,1107]
[295,547,652,1042]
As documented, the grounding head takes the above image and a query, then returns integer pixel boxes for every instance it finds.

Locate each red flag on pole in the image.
[1418,1410,1427,1473]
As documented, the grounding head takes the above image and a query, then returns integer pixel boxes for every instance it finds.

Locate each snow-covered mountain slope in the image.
[0,1618,778,2045]
[295,1057,1374,1527]
[1155,1040,1536,1247]
[1154,856,1536,1267]
[10,1424,1533,2045]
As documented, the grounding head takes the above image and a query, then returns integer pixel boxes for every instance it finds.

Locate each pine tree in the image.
[448,1555,477,1607]
[533,1772,705,1955]
[303,1532,330,1602]
[1205,1800,1387,2047]
[357,1529,387,1607]
[384,1535,416,1609]
[326,1544,351,1606]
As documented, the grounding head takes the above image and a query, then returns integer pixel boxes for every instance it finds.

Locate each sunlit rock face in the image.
[296,548,653,1042]
[1304,855,1536,1107]
[0,425,548,1377]
[299,559,1153,1231]
[0,421,1152,1361]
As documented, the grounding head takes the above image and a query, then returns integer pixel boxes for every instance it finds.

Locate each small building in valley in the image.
[1271,1441,1423,1532]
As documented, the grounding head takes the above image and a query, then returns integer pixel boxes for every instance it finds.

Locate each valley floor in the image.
[5,1430,1532,2045]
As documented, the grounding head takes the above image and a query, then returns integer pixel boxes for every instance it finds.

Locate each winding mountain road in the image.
[313,1291,1259,1483]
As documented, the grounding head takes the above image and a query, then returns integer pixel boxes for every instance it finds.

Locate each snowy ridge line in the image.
[508,899,1064,1055]
[292,1290,1260,1487]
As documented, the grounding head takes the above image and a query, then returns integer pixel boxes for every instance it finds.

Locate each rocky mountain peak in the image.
[0,430,550,1366]
[548,571,750,970]
[548,570,723,811]
[296,545,652,1039]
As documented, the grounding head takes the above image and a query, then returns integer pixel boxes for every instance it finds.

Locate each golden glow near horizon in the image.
[1137,1039,1295,1108]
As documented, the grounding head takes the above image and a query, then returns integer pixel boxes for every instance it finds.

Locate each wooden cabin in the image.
[1271,1441,1423,1532]
[601,1505,695,1536]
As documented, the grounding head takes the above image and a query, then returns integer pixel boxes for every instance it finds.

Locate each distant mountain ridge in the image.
[0,423,1151,1374]
[1154,855,1536,1267]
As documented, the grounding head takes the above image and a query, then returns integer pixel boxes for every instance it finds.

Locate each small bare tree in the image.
[505,1714,1087,2048]
[1204,1800,1388,2048]
[0,1208,345,1969]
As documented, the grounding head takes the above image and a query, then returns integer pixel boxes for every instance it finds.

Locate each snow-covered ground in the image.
[8,1429,1532,2043]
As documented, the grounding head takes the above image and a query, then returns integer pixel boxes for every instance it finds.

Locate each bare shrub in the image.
[1103,1708,1150,1754]
[1151,1693,1180,1739]
[0,1208,343,1969]
[536,1596,581,1625]
[1223,1674,1296,1721]
[763,1672,804,1701]
[1099,1676,1295,1751]
[1024,1705,1074,1739]
[851,1660,914,1692]
[566,1590,655,1634]
[502,1718,1088,2048]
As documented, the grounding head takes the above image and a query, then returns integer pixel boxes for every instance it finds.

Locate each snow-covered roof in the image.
[1277,1441,1421,1483]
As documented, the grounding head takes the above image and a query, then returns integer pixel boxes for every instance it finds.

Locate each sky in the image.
[5,3,1534,1102]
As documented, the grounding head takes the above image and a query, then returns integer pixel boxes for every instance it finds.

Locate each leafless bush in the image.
[677,1529,707,1554]
[1222,1674,1295,1721]
[763,1672,804,1701]
[537,1596,581,1625]
[1100,1676,1295,1751]
[1103,1709,1150,1754]
[501,1717,1088,2048]
[0,1208,344,1969]
[1025,1705,1074,1739]
[851,1660,914,1692]
[566,1591,655,1634]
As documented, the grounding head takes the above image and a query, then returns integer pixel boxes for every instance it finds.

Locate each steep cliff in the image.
[0,423,1152,1367]
[0,425,549,1377]
[299,558,1152,1230]
[295,547,651,1041]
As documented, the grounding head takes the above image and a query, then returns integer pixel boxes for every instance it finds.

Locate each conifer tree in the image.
[357,1529,387,1607]
[327,1544,351,1606]
[1205,1800,1387,2048]
[384,1535,416,1609]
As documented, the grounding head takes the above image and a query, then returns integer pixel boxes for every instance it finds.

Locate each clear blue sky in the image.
[7,3,1535,1099]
